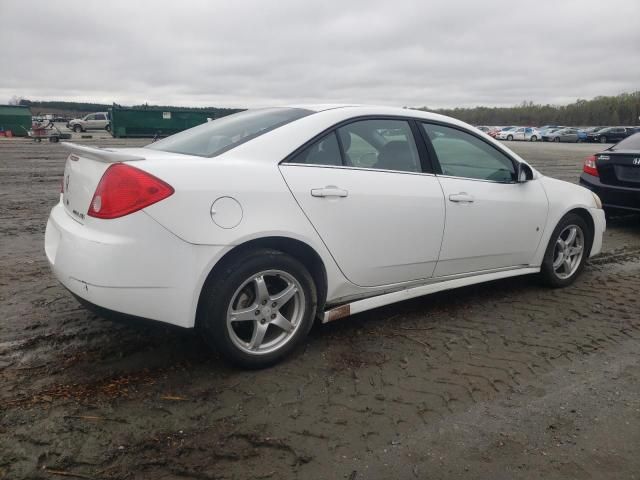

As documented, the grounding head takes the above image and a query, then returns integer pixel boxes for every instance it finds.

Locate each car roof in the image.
[284,104,476,127]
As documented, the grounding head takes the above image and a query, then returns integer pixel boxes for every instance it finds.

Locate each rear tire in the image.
[539,213,591,288]
[530,135,538,142]
[554,137,560,142]
[507,135,513,141]
[105,124,111,133]
[198,249,317,369]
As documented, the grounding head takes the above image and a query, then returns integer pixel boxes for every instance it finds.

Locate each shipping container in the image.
[0,105,33,137]
[109,106,226,138]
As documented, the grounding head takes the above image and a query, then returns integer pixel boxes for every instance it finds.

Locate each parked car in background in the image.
[543,128,581,143]
[67,112,111,133]
[497,127,541,141]
[45,105,605,367]
[475,126,491,133]
[580,132,640,213]
[537,126,563,138]
[490,126,515,138]
[487,127,502,138]
[586,126,633,144]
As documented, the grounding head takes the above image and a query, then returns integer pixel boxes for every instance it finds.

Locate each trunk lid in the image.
[596,150,640,187]
[61,143,145,224]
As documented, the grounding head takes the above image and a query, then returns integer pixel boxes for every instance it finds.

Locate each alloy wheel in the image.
[226,270,305,355]
[552,225,584,280]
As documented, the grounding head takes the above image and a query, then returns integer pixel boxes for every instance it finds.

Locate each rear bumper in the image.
[45,202,224,328]
[579,173,640,212]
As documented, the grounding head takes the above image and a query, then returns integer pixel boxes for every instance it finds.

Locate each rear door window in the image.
[337,119,421,173]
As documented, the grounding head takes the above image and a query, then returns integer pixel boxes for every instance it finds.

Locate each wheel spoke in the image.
[568,246,582,256]
[271,313,294,333]
[565,227,577,246]
[563,257,572,273]
[553,251,564,269]
[270,283,298,306]
[556,238,566,249]
[254,275,270,303]
[229,305,258,323]
[248,322,268,350]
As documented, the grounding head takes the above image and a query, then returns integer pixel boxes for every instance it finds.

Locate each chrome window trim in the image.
[434,173,520,185]
[281,162,436,177]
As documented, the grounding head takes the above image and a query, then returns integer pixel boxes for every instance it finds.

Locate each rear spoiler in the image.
[61,142,145,163]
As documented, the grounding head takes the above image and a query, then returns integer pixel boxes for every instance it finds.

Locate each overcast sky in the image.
[1,0,638,109]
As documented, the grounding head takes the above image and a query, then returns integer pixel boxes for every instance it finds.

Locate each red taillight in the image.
[583,155,599,177]
[88,163,174,219]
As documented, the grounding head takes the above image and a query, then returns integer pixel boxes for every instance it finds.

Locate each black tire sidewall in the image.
[540,213,591,288]
[199,249,317,368]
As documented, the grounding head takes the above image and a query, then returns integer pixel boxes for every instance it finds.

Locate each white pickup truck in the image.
[67,112,111,133]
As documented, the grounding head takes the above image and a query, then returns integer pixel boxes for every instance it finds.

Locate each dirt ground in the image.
[1,136,640,480]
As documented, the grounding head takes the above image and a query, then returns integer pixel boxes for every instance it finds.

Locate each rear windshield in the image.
[147,107,312,157]
[611,132,640,151]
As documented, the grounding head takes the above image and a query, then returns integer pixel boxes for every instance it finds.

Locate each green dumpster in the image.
[0,105,32,137]
[109,106,236,138]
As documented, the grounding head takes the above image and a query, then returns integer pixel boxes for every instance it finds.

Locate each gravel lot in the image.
[1,136,639,480]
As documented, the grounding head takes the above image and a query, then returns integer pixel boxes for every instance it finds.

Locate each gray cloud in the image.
[1,0,638,108]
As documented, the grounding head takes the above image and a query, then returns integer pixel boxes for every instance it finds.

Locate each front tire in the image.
[507,135,513,141]
[539,213,591,288]
[198,249,317,368]
[73,125,83,133]
[554,136,560,142]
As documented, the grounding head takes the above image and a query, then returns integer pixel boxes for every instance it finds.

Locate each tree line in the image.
[418,91,640,126]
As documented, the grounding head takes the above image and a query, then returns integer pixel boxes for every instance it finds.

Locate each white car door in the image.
[420,122,548,277]
[280,118,445,288]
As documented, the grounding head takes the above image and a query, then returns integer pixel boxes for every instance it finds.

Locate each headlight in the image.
[591,191,602,209]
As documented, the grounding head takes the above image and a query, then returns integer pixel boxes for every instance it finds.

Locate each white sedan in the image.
[45,105,605,368]
[496,127,541,141]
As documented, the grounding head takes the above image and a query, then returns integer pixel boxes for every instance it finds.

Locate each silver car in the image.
[67,112,111,133]
[544,128,580,143]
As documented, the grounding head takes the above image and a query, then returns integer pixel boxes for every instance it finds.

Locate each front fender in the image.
[531,176,604,265]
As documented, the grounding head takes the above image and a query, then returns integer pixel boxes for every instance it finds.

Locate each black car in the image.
[586,126,634,144]
[580,132,640,213]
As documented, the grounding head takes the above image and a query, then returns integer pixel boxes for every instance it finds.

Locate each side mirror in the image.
[516,163,534,183]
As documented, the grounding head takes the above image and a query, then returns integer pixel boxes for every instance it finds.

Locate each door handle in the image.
[311,186,349,198]
[448,192,474,203]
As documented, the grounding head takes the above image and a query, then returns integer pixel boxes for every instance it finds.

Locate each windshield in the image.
[147,107,313,157]
[611,132,640,151]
